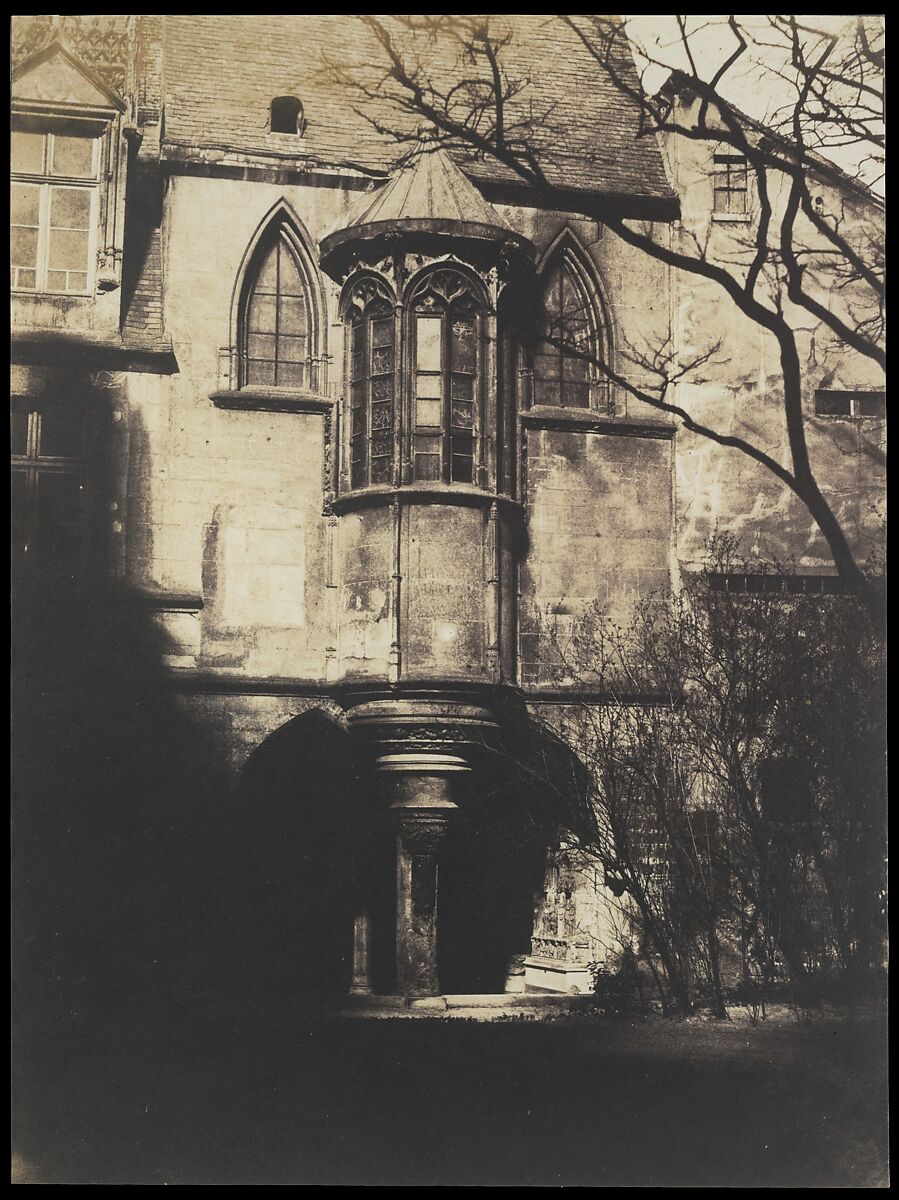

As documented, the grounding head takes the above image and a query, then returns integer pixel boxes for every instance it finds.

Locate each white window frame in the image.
[11,129,101,296]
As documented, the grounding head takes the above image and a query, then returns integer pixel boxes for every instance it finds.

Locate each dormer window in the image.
[270,96,305,135]
[11,127,100,294]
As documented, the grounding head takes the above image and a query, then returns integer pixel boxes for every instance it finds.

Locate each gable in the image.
[12,45,124,111]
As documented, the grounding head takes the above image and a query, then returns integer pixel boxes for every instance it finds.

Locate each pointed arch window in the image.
[241,230,312,389]
[533,251,607,410]
[410,269,484,484]
[344,276,396,488]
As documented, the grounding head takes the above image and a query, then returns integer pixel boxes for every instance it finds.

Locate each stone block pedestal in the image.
[524,955,594,995]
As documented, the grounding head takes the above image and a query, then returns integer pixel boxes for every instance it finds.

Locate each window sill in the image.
[331,482,523,515]
[210,387,332,414]
[711,212,751,223]
[814,413,885,422]
[522,405,676,438]
[12,288,93,300]
[125,585,204,612]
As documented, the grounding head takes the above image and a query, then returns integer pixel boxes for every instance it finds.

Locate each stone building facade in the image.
[11,16,884,1004]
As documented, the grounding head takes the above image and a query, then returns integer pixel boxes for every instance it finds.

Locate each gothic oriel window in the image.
[11,127,100,294]
[533,254,603,409]
[345,277,396,488]
[410,270,483,484]
[241,231,311,388]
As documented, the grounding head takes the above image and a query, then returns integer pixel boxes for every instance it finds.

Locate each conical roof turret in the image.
[320,141,533,275]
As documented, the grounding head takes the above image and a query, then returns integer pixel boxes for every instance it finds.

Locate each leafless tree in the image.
[322,15,885,620]
[510,533,886,1015]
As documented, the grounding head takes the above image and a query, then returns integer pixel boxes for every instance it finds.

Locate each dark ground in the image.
[12,998,888,1186]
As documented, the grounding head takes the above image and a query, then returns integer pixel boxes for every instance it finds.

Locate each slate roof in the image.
[160,14,676,210]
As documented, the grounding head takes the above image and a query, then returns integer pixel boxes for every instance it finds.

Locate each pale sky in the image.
[623,14,884,191]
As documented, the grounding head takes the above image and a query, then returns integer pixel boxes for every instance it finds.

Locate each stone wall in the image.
[662,94,885,572]
[521,427,674,683]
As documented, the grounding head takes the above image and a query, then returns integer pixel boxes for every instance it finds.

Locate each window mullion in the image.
[31,410,42,461]
[273,239,282,387]
[365,314,374,485]
[38,183,49,292]
[554,267,561,403]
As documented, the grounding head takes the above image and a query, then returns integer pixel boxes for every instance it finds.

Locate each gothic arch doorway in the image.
[228,708,390,998]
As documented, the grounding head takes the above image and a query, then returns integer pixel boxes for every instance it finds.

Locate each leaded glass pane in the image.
[247,332,276,360]
[277,242,305,296]
[11,183,40,226]
[451,318,476,373]
[278,361,306,388]
[245,359,276,386]
[12,130,45,174]
[415,374,442,400]
[371,403,393,431]
[254,243,280,291]
[562,382,590,408]
[451,402,473,429]
[450,431,474,483]
[370,453,391,484]
[38,403,84,458]
[47,228,90,272]
[51,135,97,179]
[280,295,307,336]
[278,334,307,364]
[372,346,393,375]
[248,293,278,332]
[535,379,561,406]
[416,316,442,371]
[11,227,39,271]
[416,399,442,428]
[10,409,29,457]
[49,187,92,230]
[414,454,441,481]
[372,316,394,348]
[38,471,83,525]
[451,374,473,402]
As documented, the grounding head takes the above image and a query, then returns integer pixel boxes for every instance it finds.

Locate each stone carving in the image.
[321,404,335,515]
[13,16,131,96]
[12,15,55,65]
[61,15,130,94]
[394,809,453,854]
[342,272,394,321]
[410,267,480,312]
[531,936,571,962]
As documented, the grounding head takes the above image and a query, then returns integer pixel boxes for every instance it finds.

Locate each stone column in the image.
[377,752,468,998]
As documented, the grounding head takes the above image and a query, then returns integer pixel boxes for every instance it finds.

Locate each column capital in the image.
[392,805,455,854]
